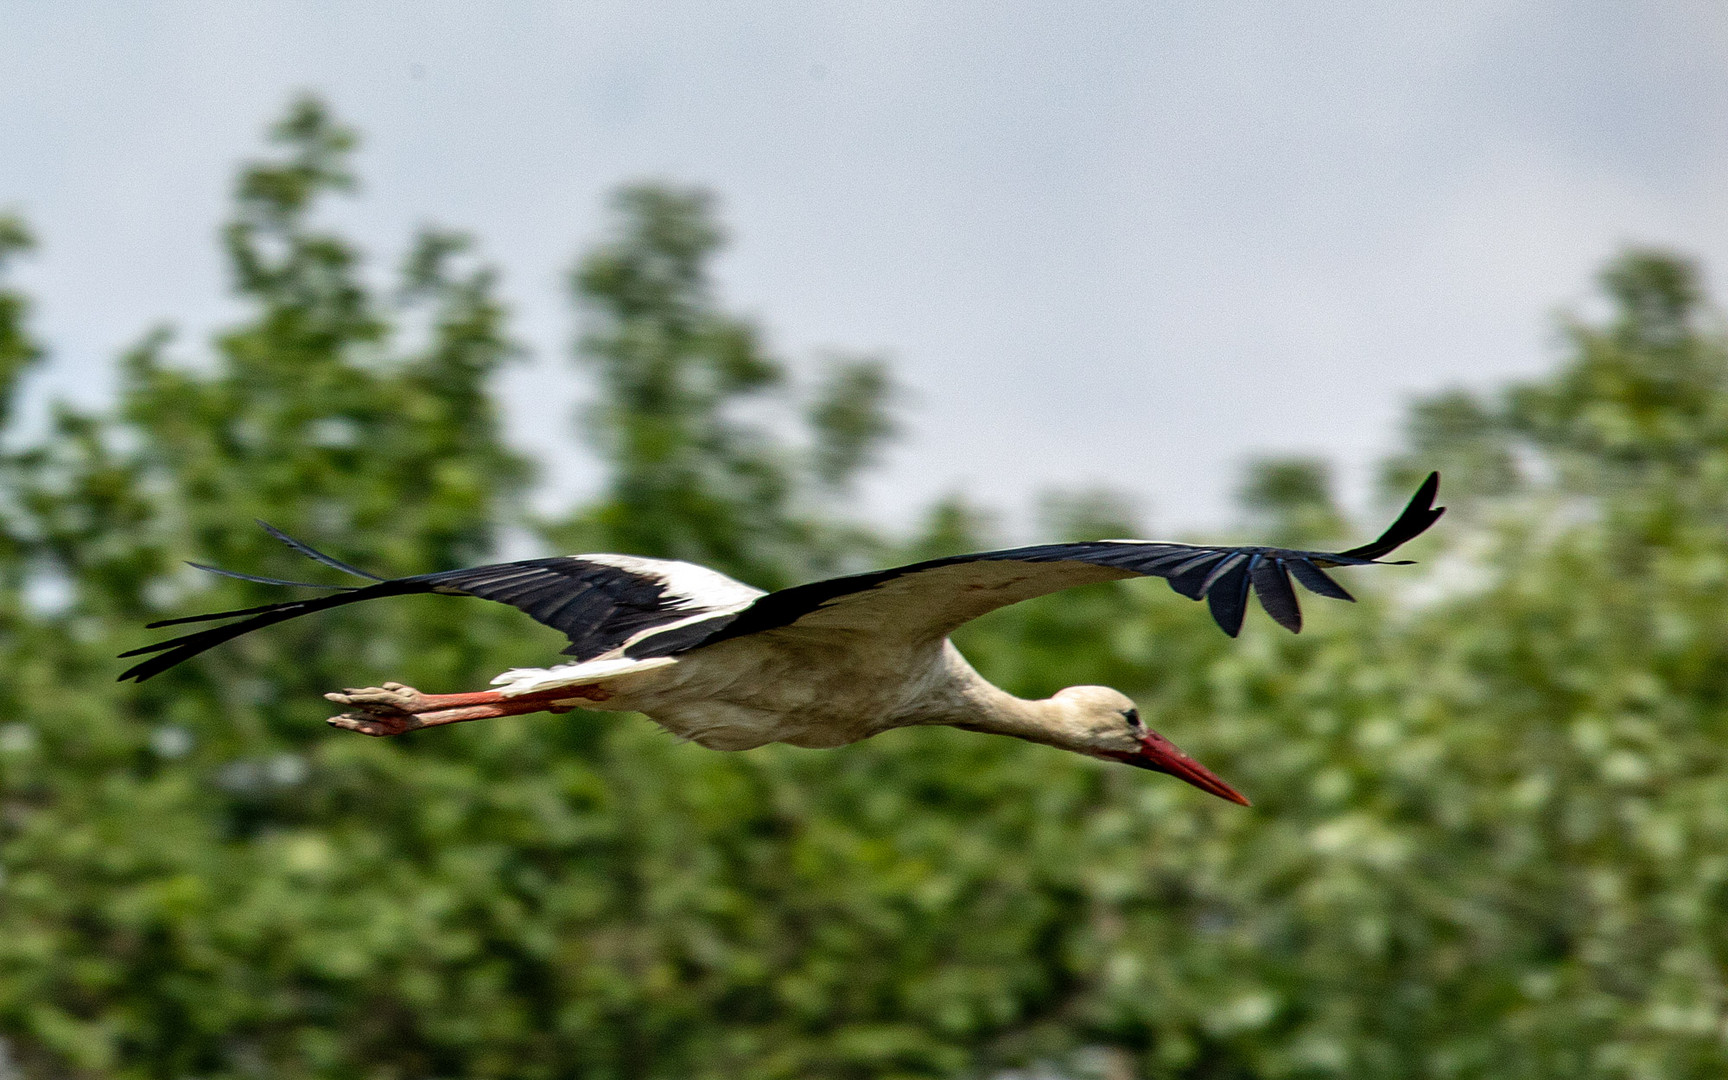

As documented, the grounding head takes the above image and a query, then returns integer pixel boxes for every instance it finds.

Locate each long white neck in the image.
[910,642,1075,751]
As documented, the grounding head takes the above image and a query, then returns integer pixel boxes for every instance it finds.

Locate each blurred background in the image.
[4,4,1728,1078]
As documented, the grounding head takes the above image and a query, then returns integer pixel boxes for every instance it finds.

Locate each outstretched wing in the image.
[119,538,762,682]
[121,475,1440,681]
[666,472,1443,652]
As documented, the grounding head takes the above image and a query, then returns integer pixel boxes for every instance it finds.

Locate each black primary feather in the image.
[256,521,386,581]
[1163,551,1233,600]
[186,562,353,590]
[118,579,427,682]
[1334,471,1442,562]
[120,526,736,682]
[147,598,344,629]
[1286,558,1354,602]
[1249,557,1302,633]
[1205,556,1256,637]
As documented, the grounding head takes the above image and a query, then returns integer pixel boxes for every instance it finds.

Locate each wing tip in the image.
[1335,471,1445,562]
[254,521,387,582]
[1222,472,1442,634]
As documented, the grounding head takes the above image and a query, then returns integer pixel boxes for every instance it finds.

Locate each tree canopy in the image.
[3,98,1728,1079]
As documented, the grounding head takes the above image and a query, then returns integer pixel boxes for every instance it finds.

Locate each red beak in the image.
[1104,733,1251,806]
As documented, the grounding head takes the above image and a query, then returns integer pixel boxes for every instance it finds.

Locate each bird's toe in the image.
[327,684,426,713]
[326,711,421,737]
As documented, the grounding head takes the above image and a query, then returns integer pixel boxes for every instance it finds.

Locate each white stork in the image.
[120,474,1443,806]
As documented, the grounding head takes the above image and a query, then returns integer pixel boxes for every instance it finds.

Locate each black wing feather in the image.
[1165,551,1234,600]
[120,528,747,682]
[146,598,343,629]
[1286,558,1354,602]
[257,520,388,581]
[1250,557,1302,633]
[1334,472,1442,562]
[119,579,425,681]
[424,559,685,658]
[1205,556,1255,637]
[187,562,353,590]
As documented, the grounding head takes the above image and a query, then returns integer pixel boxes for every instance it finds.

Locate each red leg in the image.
[323,681,610,737]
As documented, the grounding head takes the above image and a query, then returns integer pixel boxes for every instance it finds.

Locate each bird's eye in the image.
[1123,707,1142,729]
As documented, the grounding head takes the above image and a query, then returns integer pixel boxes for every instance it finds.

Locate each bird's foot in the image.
[324,682,431,736]
[325,681,429,714]
[322,682,565,736]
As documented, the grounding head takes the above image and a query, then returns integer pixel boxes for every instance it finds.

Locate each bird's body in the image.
[489,636,999,752]
[121,475,1444,806]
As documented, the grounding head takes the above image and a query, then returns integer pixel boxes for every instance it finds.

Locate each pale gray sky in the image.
[3,2,1726,535]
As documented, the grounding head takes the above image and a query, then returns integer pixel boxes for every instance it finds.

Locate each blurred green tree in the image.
[8,92,1728,1080]
[1236,456,1347,549]
[552,183,897,589]
[0,214,41,433]
[0,212,42,606]
[0,96,548,1076]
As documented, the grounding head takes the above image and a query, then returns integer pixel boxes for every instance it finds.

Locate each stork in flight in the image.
[120,474,1443,806]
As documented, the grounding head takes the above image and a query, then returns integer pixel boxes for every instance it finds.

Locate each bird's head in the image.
[1052,686,1251,806]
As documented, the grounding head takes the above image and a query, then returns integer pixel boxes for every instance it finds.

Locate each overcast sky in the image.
[3,2,1726,536]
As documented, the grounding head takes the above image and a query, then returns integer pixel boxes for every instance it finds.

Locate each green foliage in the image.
[1381,389,1520,503]
[1385,252,1728,511]
[1511,253,1728,485]
[5,101,1728,1079]
[905,495,1000,561]
[807,356,899,490]
[1236,457,1346,549]
[0,214,42,432]
[554,184,896,589]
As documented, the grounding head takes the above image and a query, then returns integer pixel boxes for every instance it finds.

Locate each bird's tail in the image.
[117,526,428,683]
